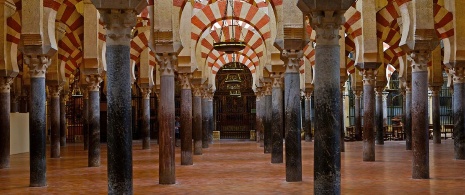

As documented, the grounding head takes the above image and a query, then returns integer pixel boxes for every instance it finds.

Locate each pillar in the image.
[264,83,272,154]
[405,86,412,150]
[453,67,465,159]
[430,86,441,144]
[60,94,67,146]
[19,89,28,113]
[256,89,265,147]
[102,10,138,193]
[304,90,312,142]
[157,53,176,184]
[340,84,345,152]
[87,75,101,167]
[375,87,384,145]
[207,91,214,144]
[282,50,302,182]
[311,11,344,194]
[354,90,362,141]
[271,73,283,163]
[141,88,151,150]
[0,77,13,168]
[10,92,18,113]
[180,73,193,165]
[201,91,209,148]
[360,69,377,161]
[49,85,61,158]
[410,51,430,179]
[192,86,202,155]
[83,90,89,150]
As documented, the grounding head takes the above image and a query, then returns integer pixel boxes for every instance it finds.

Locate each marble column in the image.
[282,50,302,182]
[156,53,177,184]
[49,85,62,158]
[453,67,465,159]
[60,94,67,147]
[340,85,345,152]
[375,87,384,145]
[201,92,209,148]
[271,73,283,163]
[361,69,376,161]
[354,90,362,141]
[0,77,13,169]
[304,91,312,142]
[430,86,441,144]
[102,11,137,193]
[405,86,412,150]
[10,93,18,113]
[141,88,151,150]
[87,75,102,167]
[192,86,202,155]
[206,91,214,144]
[311,12,343,194]
[264,83,272,154]
[19,89,28,113]
[180,73,193,165]
[83,90,89,150]
[257,89,265,147]
[410,51,430,179]
[255,90,262,143]
[26,55,50,187]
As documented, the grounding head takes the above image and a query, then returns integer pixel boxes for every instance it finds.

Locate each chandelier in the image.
[213,0,246,53]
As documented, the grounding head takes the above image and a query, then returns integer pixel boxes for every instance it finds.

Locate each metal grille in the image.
[440,73,453,125]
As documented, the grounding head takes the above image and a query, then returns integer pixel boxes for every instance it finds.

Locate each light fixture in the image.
[213,0,246,53]
[224,73,242,83]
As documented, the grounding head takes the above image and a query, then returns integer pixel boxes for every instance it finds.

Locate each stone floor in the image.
[1,139,464,194]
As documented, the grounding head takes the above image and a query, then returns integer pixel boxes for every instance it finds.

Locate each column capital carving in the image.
[192,86,202,97]
[354,90,362,99]
[156,53,177,76]
[206,90,214,101]
[408,50,431,72]
[0,77,13,93]
[281,50,303,73]
[382,92,389,102]
[49,85,62,98]
[361,69,376,86]
[140,88,151,100]
[310,11,344,45]
[452,67,465,84]
[179,73,192,89]
[99,9,137,46]
[25,55,51,78]
[83,88,89,99]
[86,74,103,92]
[264,82,272,96]
[271,73,283,89]
[304,91,312,100]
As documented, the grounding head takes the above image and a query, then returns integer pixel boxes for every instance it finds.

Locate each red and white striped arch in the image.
[206,45,260,69]
[343,3,361,75]
[130,30,151,62]
[210,53,256,74]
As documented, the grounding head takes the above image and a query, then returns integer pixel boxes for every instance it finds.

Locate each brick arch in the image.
[130,30,151,61]
[211,53,256,74]
[206,45,260,70]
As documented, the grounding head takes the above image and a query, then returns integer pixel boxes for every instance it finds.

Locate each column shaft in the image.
[305,96,312,142]
[363,81,375,161]
[181,88,193,165]
[405,89,412,150]
[83,96,89,150]
[60,97,66,146]
[159,74,175,184]
[258,95,265,147]
[30,77,47,187]
[454,82,465,159]
[354,93,362,141]
[142,97,150,149]
[264,92,272,153]
[376,90,384,145]
[411,70,429,179]
[285,71,302,181]
[201,97,208,148]
[10,94,18,113]
[0,84,11,168]
[193,94,202,155]
[207,98,214,144]
[431,90,441,144]
[88,89,100,167]
[50,94,60,158]
[271,79,283,163]
[340,92,345,152]
[106,45,133,191]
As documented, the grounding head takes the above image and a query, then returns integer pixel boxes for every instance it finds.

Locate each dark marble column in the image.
[141,88,151,150]
[430,86,441,144]
[282,50,302,182]
[410,51,430,179]
[19,89,28,113]
[192,86,202,155]
[361,69,376,161]
[311,12,343,194]
[453,67,465,159]
[0,77,13,169]
[10,93,18,113]
[255,90,262,144]
[354,90,362,141]
[256,89,265,147]
[207,91,214,145]
[304,90,312,142]
[87,75,102,167]
[156,53,176,184]
[49,85,62,158]
[201,93,209,148]
[340,85,345,152]
[375,87,384,145]
[405,86,412,150]
[60,94,67,147]
[264,83,272,154]
[83,91,89,150]
[102,11,137,193]
[271,73,283,163]
[180,73,193,165]
[26,56,50,187]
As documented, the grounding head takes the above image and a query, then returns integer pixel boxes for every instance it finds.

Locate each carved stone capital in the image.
[310,11,344,45]
[24,55,51,78]
[354,90,362,99]
[192,86,202,97]
[304,91,312,100]
[429,86,441,96]
[141,88,151,100]
[382,92,389,102]
[206,90,214,101]
[179,73,192,89]
[48,85,62,98]
[99,9,137,46]
[281,50,303,73]
[0,77,13,93]
[86,74,103,92]
[264,82,272,96]
[83,88,89,99]
[408,50,431,72]
[271,73,283,89]
[361,69,376,86]
[452,67,465,84]
[375,87,384,96]
[156,53,177,76]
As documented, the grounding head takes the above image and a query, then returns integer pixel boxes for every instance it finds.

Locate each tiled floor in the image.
[1,140,464,194]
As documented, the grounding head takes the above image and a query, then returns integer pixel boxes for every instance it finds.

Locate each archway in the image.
[214,62,256,139]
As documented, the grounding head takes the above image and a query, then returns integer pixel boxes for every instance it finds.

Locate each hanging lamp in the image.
[213,0,246,53]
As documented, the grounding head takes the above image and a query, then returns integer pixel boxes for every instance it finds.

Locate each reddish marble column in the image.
[405,86,412,150]
[87,75,102,167]
[430,86,441,144]
[375,87,384,145]
[192,87,202,155]
[49,85,62,158]
[179,73,193,165]
[141,88,151,150]
[361,68,376,161]
[354,90,362,141]
[304,90,312,142]
[60,94,67,147]
[271,73,283,164]
[264,83,272,154]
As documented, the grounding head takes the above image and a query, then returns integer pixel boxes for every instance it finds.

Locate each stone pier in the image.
[271,73,283,164]
[430,86,441,144]
[49,85,61,158]
[141,88,151,150]
[192,86,202,155]
[264,83,272,154]
[375,87,384,145]
[87,75,101,167]
[180,73,193,165]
